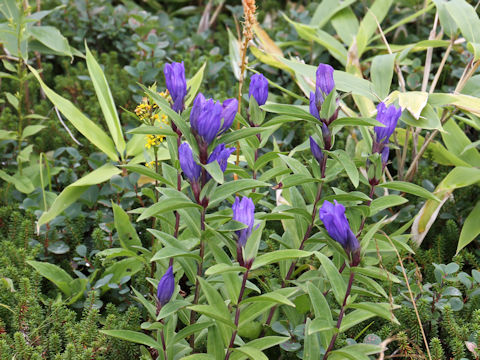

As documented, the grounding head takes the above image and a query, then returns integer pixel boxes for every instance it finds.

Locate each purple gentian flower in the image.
[319,200,359,254]
[164,62,187,113]
[190,93,223,144]
[309,63,335,120]
[374,102,402,144]
[249,73,269,106]
[219,98,238,135]
[309,136,323,164]
[232,196,255,247]
[208,143,236,173]
[179,142,201,182]
[157,266,175,306]
[190,93,206,131]
[315,64,335,103]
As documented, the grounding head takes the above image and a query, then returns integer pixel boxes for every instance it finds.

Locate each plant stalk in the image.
[189,206,207,348]
[225,266,250,360]
[322,271,355,359]
[263,155,327,330]
[356,185,376,237]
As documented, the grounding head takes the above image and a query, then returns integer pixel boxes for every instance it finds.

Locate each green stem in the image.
[189,206,207,349]
[322,271,355,359]
[225,266,250,360]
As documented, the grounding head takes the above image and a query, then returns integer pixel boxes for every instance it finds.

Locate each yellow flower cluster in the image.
[134,101,153,122]
[135,90,172,149]
[145,160,157,169]
[145,135,165,149]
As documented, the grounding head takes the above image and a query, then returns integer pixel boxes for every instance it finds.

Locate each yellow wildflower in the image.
[144,134,165,149]
[137,89,171,149]
[135,101,152,122]
[145,160,156,169]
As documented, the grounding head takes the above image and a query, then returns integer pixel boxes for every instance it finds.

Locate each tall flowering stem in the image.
[264,63,335,331]
[359,102,401,236]
[189,206,207,348]
[224,264,251,360]
[164,62,187,267]
[318,200,359,359]
[179,97,236,347]
[225,197,255,360]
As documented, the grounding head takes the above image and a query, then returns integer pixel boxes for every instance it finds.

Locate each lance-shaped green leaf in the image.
[329,150,359,188]
[355,0,393,56]
[112,203,142,251]
[209,179,270,207]
[137,196,202,221]
[100,330,162,350]
[370,195,408,216]
[29,26,72,58]
[27,260,73,296]
[457,200,480,254]
[371,54,395,100]
[173,321,215,344]
[252,250,312,270]
[445,0,480,43]
[229,337,289,360]
[28,65,118,161]
[316,252,347,306]
[377,181,439,201]
[37,164,121,229]
[233,346,268,360]
[86,45,126,157]
[347,302,400,324]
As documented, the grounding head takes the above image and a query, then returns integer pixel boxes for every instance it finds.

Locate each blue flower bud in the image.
[157,266,175,306]
[164,62,187,113]
[374,102,401,144]
[309,64,335,120]
[319,200,359,254]
[219,98,238,135]
[249,73,269,106]
[316,64,335,100]
[208,143,236,173]
[190,93,222,144]
[309,91,320,120]
[179,142,201,182]
[232,196,255,247]
[309,136,323,163]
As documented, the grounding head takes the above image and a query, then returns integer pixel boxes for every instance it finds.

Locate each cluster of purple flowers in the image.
[164,63,238,198]
[306,62,401,264]
[161,60,402,298]
[174,65,270,193]
[156,64,270,303]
